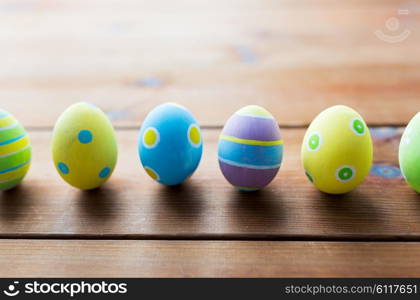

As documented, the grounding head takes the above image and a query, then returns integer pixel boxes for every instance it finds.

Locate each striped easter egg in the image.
[218,105,283,191]
[0,109,31,191]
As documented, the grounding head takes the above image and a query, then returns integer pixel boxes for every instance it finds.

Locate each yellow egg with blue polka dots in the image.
[0,109,31,191]
[52,102,118,190]
[301,105,373,194]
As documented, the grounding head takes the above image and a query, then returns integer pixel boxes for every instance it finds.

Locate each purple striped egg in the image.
[218,105,283,191]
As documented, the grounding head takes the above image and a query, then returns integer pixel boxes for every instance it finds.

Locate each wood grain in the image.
[0,0,419,127]
[0,0,418,278]
[0,240,419,277]
[0,128,418,240]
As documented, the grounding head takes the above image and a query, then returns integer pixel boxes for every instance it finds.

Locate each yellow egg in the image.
[51,102,118,190]
[301,105,373,194]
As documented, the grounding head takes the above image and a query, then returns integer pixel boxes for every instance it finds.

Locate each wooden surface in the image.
[0,240,419,278]
[0,0,419,127]
[1,128,419,241]
[0,0,419,277]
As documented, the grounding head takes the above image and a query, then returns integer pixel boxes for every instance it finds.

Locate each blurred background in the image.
[1,0,419,128]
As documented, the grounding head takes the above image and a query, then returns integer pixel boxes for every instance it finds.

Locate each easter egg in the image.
[399,112,420,193]
[301,105,373,194]
[52,102,118,190]
[0,110,31,191]
[138,103,203,185]
[218,105,283,191]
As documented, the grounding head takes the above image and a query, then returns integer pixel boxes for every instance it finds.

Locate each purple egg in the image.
[218,105,283,191]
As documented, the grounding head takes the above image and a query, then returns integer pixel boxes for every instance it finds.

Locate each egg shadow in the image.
[156,181,205,220]
[0,184,32,221]
[76,185,121,223]
[228,188,285,231]
[317,189,384,232]
[410,190,420,217]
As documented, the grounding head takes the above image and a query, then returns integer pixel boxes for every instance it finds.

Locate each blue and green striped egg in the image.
[218,105,283,191]
[0,109,31,191]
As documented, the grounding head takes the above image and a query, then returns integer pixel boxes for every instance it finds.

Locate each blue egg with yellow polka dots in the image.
[138,103,203,185]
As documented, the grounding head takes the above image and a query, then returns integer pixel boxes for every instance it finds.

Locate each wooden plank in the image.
[0,240,419,277]
[0,128,418,240]
[0,0,419,127]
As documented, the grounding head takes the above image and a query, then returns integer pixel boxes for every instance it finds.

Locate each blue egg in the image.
[138,103,203,185]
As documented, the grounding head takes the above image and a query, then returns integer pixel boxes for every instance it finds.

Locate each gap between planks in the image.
[0,234,420,242]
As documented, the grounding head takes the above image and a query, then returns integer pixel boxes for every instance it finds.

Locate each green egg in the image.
[399,112,420,193]
[0,109,31,190]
